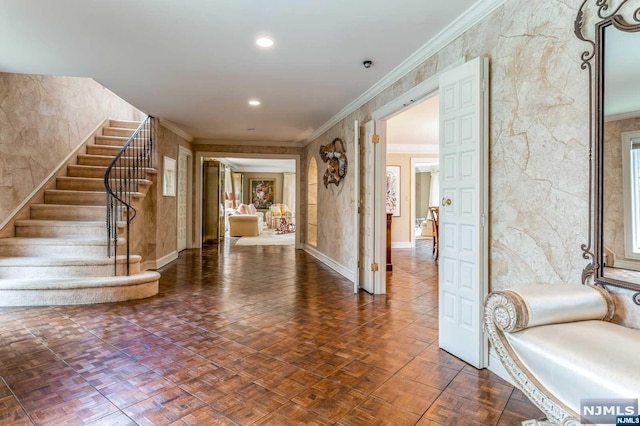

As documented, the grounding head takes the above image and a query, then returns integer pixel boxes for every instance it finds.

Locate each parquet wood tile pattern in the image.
[0,239,543,425]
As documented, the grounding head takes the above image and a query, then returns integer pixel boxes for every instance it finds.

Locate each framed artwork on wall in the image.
[386,165,400,217]
[163,156,176,197]
[249,179,275,209]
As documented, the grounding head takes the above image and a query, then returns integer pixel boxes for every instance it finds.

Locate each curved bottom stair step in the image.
[0,271,160,306]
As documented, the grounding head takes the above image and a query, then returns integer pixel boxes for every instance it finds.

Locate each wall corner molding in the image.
[142,251,179,271]
[159,119,195,142]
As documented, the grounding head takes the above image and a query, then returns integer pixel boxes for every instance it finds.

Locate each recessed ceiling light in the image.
[256,37,274,48]
[248,100,261,106]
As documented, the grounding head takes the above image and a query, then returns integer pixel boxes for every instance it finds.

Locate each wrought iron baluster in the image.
[104,116,155,276]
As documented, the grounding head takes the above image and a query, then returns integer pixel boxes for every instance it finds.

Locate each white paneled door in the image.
[438,57,489,369]
[359,120,376,294]
[177,150,189,252]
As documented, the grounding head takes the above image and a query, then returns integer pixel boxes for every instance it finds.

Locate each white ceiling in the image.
[387,95,439,153]
[219,158,296,174]
[0,0,483,143]
[605,26,640,118]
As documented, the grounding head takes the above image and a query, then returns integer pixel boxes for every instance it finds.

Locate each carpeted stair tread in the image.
[15,220,126,227]
[57,176,152,191]
[0,270,160,290]
[95,135,130,142]
[44,189,145,197]
[0,237,124,245]
[109,119,140,129]
[0,255,141,267]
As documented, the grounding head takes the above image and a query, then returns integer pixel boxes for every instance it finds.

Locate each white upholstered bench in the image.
[484,284,640,425]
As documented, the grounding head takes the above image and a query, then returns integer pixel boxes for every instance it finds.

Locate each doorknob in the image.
[442,197,452,206]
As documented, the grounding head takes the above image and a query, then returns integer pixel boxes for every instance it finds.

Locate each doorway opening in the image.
[362,57,489,369]
[385,94,440,264]
[195,153,301,251]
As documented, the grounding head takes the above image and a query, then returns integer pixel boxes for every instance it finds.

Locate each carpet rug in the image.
[235,230,295,246]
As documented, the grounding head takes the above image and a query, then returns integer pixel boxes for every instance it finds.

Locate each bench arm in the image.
[485,284,615,333]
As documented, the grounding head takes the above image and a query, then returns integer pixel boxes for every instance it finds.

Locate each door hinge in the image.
[482,78,486,93]
[482,214,486,227]
[357,260,361,268]
[371,262,379,272]
[371,134,380,144]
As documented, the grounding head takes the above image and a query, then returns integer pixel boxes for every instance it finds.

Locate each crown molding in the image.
[605,110,640,122]
[304,0,507,146]
[387,144,439,154]
[159,119,194,142]
[194,138,301,148]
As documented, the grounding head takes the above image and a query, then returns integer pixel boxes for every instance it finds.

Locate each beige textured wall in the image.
[0,73,144,224]
[303,0,640,327]
[386,153,431,244]
[603,117,640,262]
[303,120,357,268]
[132,123,194,264]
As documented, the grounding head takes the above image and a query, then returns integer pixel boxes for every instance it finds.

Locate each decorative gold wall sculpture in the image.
[319,138,348,188]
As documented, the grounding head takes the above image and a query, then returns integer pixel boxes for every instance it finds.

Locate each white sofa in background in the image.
[484,284,640,426]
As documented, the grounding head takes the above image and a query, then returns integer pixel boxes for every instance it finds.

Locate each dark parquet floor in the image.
[0,237,543,425]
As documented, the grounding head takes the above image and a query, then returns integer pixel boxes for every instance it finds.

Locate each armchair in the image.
[267,203,294,230]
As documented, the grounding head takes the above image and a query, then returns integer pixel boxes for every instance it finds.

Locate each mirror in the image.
[601,25,640,286]
[576,0,640,300]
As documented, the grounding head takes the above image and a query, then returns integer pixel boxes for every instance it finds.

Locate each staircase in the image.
[0,119,160,306]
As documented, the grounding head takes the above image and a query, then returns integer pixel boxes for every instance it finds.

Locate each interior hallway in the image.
[0,239,542,425]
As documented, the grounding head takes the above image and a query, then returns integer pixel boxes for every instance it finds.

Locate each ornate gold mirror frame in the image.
[576,0,640,304]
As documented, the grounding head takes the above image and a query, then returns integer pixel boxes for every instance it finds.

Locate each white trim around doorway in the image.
[177,145,194,250]
[369,57,464,294]
[194,151,301,250]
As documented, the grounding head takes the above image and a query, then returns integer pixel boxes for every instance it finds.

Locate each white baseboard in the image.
[391,242,412,249]
[142,251,179,271]
[303,244,355,282]
[488,352,514,386]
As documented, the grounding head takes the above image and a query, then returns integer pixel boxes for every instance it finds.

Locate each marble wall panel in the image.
[0,73,144,224]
